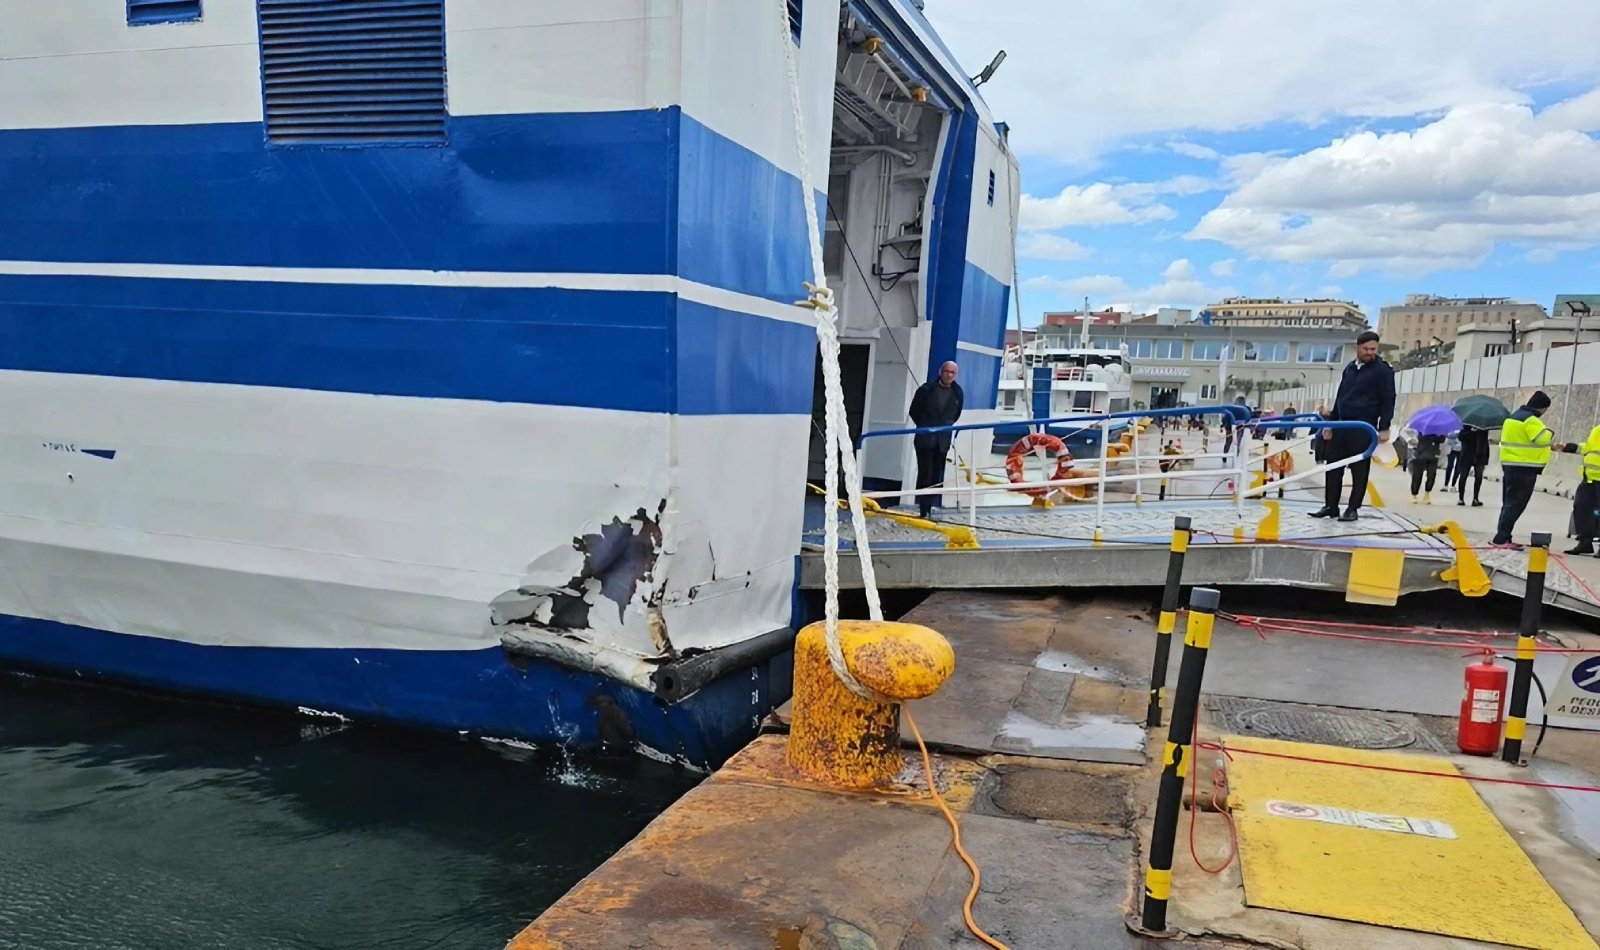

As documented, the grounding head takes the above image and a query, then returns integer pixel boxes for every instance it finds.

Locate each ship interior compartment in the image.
[806,6,954,493]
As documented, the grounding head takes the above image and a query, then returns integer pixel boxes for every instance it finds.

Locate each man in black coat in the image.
[1313,330,1395,522]
[908,361,964,519]
[1456,424,1490,507]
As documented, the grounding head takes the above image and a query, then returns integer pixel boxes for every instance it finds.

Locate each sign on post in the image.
[1546,654,1600,721]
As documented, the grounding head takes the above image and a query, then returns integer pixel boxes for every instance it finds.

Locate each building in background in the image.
[1201,297,1367,331]
[1378,295,1547,354]
[1553,294,1600,318]
[1456,316,1600,360]
[1025,317,1352,410]
[1039,309,1126,327]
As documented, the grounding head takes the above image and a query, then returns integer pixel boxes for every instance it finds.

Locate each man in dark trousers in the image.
[1313,330,1395,522]
[1456,424,1489,507]
[908,360,963,519]
[1492,390,1581,549]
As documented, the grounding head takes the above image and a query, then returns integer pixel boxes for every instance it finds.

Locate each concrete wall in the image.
[1273,341,1600,498]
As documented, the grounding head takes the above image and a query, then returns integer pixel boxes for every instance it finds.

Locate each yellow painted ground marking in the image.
[1226,735,1596,950]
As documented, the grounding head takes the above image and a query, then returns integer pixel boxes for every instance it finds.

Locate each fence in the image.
[1269,340,1600,498]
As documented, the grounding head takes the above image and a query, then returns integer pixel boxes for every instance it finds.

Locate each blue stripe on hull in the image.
[0,109,809,306]
[0,274,818,413]
[0,614,791,769]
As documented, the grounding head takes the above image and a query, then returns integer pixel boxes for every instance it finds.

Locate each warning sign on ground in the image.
[1264,800,1457,839]
[1547,654,1600,721]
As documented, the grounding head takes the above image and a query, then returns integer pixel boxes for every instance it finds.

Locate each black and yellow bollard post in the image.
[1502,532,1550,765]
[1130,587,1220,939]
[1146,515,1193,728]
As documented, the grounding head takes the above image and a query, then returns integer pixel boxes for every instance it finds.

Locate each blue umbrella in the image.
[1406,404,1461,437]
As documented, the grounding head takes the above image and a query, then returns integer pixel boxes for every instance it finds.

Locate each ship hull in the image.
[0,610,788,769]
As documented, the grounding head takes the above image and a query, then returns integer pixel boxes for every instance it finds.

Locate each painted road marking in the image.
[1548,653,1600,720]
[1265,800,1458,840]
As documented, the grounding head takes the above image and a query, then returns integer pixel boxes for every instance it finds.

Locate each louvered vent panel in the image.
[128,0,202,25]
[259,0,446,145]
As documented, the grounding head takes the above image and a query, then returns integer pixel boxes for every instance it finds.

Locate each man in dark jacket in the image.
[1313,330,1395,522]
[1456,425,1490,507]
[908,361,964,519]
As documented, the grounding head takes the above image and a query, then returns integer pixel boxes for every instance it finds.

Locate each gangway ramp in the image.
[799,498,1600,622]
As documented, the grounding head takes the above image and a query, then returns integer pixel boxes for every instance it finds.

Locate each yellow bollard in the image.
[787,620,955,788]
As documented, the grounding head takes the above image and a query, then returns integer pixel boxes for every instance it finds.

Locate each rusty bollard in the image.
[786,620,955,788]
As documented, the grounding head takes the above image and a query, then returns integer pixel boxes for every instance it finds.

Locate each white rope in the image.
[777,0,885,701]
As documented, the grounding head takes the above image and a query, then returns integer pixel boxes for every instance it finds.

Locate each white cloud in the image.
[1024,269,1236,314]
[1188,94,1600,276]
[1022,274,1129,298]
[1170,141,1222,161]
[1019,182,1174,229]
[1209,259,1237,277]
[1019,176,1213,230]
[923,0,1600,165]
[1017,232,1092,261]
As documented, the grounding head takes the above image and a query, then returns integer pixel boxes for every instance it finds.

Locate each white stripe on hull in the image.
[0,372,806,684]
[0,260,815,326]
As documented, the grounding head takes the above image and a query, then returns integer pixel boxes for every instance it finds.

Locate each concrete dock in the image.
[508,577,1600,948]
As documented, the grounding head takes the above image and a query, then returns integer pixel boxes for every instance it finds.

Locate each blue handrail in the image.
[1251,419,1382,459]
[857,403,1252,449]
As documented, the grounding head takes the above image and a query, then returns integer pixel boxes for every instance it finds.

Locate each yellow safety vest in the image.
[1500,414,1554,468]
[1584,425,1600,483]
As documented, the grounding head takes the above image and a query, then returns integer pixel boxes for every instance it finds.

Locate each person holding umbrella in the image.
[1452,394,1509,508]
[1404,405,1461,504]
[1456,425,1490,507]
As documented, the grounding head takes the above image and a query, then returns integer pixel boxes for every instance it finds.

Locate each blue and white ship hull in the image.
[0,0,1016,768]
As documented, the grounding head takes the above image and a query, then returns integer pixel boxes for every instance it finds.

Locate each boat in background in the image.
[992,327,1134,453]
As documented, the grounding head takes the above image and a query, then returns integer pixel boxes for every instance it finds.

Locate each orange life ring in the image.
[1266,449,1294,476]
[1005,433,1073,497]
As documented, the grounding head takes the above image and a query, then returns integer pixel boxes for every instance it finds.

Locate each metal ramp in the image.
[798,497,1600,621]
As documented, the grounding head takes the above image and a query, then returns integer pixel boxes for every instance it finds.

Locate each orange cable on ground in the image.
[904,706,1010,950]
[1187,711,1238,875]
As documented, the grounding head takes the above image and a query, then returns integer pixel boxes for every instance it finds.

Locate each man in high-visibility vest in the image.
[1565,423,1600,556]
[1492,390,1581,549]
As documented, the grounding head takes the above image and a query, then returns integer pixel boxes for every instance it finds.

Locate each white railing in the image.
[855,408,1380,539]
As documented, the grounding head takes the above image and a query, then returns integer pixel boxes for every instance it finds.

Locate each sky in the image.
[921,0,1600,330]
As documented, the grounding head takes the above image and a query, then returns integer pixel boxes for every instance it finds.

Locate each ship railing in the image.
[853,407,1380,539]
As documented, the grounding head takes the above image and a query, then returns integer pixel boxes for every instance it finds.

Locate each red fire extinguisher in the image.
[1458,654,1509,756]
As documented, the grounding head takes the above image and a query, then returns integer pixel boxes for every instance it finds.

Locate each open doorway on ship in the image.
[806,343,871,484]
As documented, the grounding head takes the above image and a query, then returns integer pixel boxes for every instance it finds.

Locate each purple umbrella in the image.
[1406,404,1462,437]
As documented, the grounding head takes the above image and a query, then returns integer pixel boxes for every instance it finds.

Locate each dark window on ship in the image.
[257,0,447,146]
[128,0,201,25]
[788,0,803,43]
[987,170,996,206]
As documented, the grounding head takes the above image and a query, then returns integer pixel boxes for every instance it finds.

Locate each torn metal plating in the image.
[491,502,677,689]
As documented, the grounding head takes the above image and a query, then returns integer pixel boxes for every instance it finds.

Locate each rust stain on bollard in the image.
[786,620,955,789]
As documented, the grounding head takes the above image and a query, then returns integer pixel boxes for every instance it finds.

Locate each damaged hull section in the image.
[0,612,791,769]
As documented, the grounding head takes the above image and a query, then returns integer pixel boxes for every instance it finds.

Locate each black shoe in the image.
[1471,500,1484,507]
[1568,543,1595,556]
[1310,506,1338,518]
[1338,508,1360,522]
[1457,499,1466,506]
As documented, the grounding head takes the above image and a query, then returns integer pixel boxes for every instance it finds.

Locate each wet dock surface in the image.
[510,587,1600,949]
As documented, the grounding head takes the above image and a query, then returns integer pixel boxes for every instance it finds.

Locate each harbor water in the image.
[0,671,699,950]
